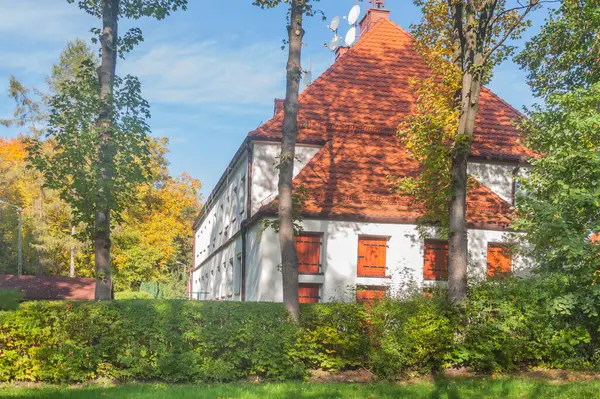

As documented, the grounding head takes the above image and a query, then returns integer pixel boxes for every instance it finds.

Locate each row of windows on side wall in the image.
[294,234,513,280]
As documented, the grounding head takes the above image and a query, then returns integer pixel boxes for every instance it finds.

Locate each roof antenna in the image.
[324,2,361,53]
[303,60,313,88]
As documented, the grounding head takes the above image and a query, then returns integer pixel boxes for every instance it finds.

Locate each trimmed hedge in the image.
[0,289,21,311]
[0,301,301,383]
[0,278,598,383]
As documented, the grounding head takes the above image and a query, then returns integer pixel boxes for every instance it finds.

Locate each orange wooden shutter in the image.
[295,235,321,274]
[423,240,449,280]
[298,284,320,303]
[356,286,386,303]
[357,238,387,277]
[487,244,512,278]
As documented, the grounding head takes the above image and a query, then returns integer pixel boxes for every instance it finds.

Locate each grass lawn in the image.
[1,378,600,399]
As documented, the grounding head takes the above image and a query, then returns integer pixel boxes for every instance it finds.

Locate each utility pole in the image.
[0,199,23,276]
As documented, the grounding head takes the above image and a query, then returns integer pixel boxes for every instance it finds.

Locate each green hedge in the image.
[0,289,22,311]
[0,278,598,383]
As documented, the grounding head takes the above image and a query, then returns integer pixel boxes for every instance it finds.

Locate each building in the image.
[189,6,533,303]
[0,275,97,301]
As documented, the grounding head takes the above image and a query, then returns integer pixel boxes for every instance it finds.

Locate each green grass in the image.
[1,379,600,399]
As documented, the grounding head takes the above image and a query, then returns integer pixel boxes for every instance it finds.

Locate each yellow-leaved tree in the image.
[398,0,545,303]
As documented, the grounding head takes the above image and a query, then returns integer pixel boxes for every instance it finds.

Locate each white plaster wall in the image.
[191,236,243,301]
[251,142,321,216]
[468,160,517,203]
[194,154,248,269]
[248,218,531,303]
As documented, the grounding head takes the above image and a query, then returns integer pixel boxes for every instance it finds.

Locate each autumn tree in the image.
[253,0,322,321]
[400,0,545,303]
[29,0,187,299]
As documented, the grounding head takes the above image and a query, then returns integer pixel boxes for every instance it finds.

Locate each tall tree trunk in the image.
[95,0,118,300]
[278,0,304,322]
[448,42,483,304]
[70,224,76,278]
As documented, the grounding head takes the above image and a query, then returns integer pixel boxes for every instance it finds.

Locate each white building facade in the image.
[189,7,534,303]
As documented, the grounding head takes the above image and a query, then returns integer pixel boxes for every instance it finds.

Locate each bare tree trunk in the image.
[448,34,483,304]
[278,0,304,322]
[70,224,76,278]
[95,0,118,300]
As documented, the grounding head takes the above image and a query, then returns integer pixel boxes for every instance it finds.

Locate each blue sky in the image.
[0,0,552,198]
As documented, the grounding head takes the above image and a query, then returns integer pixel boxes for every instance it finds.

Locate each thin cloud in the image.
[122,41,290,105]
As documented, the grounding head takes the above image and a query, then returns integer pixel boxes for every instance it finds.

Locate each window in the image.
[487,244,512,278]
[239,176,246,215]
[357,237,387,277]
[298,283,320,303]
[423,240,448,280]
[295,234,322,274]
[356,286,386,303]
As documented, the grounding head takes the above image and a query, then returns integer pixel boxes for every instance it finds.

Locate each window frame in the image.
[357,235,389,277]
[423,239,449,281]
[294,232,323,275]
[486,243,513,279]
[298,283,321,304]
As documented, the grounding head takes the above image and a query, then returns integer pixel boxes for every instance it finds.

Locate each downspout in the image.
[241,141,253,302]
[189,226,196,300]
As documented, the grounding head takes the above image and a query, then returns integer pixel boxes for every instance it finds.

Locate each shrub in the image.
[368,294,455,378]
[114,290,153,300]
[0,301,303,383]
[457,277,596,372]
[0,289,22,311]
[295,303,370,370]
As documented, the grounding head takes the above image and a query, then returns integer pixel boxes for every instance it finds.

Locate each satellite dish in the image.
[348,4,361,25]
[328,35,342,51]
[329,16,340,32]
[345,27,357,46]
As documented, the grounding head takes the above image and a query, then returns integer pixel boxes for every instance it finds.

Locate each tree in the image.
[513,0,600,319]
[29,0,188,299]
[112,138,202,291]
[400,0,544,303]
[253,0,321,321]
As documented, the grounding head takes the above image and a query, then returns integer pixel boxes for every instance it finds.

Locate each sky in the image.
[0,0,553,199]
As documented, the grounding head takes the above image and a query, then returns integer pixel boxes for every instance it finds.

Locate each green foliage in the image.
[0,289,22,311]
[295,303,370,371]
[0,301,302,383]
[516,0,600,96]
[114,290,153,300]
[1,279,599,383]
[458,278,595,372]
[28,60,152,235]
[369,294,455,378]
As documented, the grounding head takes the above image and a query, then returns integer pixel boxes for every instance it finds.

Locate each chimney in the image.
[274,98,284,116]
[359,6,390,36]
[335,46,350,60]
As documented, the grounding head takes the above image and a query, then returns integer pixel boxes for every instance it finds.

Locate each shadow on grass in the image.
[2,379,600,399]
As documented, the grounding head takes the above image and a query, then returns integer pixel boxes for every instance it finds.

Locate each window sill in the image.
[358,275,391,279]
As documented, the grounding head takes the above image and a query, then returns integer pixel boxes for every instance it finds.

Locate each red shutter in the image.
[487,244,512,278]
[357,238,387,277]
[356,286,386,303]
[295,235,321,274]
[423,240,449,280]
[298,284,320,304]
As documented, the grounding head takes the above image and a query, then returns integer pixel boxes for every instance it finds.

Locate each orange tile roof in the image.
[250,16,525,229]
[259,132,512,229]
[249,17,534,161]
